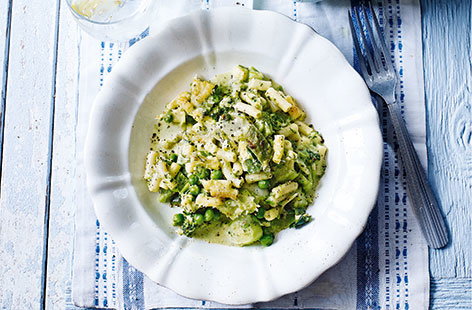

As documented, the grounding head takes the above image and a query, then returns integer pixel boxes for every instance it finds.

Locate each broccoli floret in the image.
[261,111,291,131]
[180,213,206,236]
[210,105,232,121]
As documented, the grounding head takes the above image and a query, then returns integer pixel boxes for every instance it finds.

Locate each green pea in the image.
[204,209,215,222]
[213,209,221,220]
[188,185,200,196]
[211,170,223,180]
[169,153,178,162]
[197,167,210,179]
[257,180,270,189]
[188,174,199,185]
[256,208,266,219]
[163,113,173,123]
[194,214,204,225]
[260,234,274,246]
[173,213,185,226]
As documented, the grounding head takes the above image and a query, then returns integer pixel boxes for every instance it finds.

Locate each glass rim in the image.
[64,0,147,25]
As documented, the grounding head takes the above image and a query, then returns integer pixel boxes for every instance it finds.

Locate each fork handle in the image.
[386,102,448,248]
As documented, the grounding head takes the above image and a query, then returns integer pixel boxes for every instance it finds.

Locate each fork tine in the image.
[368,2,395,72]
[352,7,378,73]
[348,10,370,79]
[360,4,384,71]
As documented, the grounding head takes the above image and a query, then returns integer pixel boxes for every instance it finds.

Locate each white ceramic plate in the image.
[85,7,382,305]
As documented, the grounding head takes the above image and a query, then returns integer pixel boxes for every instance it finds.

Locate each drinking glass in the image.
[65,0,159,42]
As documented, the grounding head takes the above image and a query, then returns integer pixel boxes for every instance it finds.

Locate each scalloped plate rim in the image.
[84,7,383,305]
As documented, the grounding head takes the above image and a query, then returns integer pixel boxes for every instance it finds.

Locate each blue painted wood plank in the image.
[431,278,472,309]
[421,0,472,307]
[421,0,472,278]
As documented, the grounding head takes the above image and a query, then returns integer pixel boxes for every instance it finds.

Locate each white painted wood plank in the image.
[44,3,80,309]
[0,0,59,308]
[421,0,472,280]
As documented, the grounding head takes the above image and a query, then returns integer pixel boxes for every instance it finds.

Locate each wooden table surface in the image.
[0,0,470,309]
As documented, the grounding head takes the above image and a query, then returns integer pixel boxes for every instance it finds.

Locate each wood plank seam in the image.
[0,0,13,194]
[39,0,62,309]
[44,20,82,310]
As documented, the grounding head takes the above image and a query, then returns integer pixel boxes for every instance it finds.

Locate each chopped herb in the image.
[291,214,312,229]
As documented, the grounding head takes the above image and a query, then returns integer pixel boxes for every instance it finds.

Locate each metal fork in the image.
[349,3,449,248]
